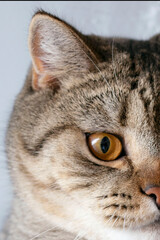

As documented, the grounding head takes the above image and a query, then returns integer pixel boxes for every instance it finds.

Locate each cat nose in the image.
[145,186,160,209]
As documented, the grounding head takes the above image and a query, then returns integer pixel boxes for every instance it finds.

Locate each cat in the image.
[0,10,160,240]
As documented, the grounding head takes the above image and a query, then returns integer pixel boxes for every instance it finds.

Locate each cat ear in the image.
[28,11,98,90]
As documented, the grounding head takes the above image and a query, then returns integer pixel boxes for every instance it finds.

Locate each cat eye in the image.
[87,133,122,161]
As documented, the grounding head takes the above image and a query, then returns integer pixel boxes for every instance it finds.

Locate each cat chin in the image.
[104,221,160,240]
[104,227,160,240]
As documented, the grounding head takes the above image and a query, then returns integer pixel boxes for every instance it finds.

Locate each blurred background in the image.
[1,1,160,230]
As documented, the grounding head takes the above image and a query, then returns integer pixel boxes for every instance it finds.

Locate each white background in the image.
[1,1,160,230]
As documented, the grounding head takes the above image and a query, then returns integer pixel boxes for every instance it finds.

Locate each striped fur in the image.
[1,10,160,240]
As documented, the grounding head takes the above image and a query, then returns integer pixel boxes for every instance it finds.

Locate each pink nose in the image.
[145,186,160,208]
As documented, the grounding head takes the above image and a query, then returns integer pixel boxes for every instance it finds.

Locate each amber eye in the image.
[87,133,122,161]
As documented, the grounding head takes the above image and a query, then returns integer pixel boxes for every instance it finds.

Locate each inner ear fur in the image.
[28,11,98,90]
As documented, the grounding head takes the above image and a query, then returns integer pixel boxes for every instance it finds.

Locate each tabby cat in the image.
[0,10,160,240]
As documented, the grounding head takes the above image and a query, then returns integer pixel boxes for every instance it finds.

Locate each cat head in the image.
[7,11,160,239]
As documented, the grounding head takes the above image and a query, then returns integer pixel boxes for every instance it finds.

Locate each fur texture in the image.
[1,11,160,240]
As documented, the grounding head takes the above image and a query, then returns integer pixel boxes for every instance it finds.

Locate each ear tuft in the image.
[28,11,98,91]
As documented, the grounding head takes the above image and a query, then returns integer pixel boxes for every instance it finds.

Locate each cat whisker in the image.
[123,212,127,230]
[127,216,136,230]
[73,235,80,240]
[111,216,119,228]
[96,194,108,200]
[73,232,86,240]
[128,221,132,231]
[121,206,130,230]
[105,208,118,225]
[29,226,55,240]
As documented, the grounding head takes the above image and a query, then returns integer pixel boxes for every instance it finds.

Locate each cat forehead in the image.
[64,37,160,93]
[58,56,159,135]
[101,38,160,81]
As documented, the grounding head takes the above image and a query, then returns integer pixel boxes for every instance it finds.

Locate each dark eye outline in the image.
[85,132,126,161]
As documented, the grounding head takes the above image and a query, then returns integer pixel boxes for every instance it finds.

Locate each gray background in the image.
[1,1,160,230]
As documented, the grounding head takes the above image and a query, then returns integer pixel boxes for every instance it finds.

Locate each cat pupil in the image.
[100,137,110,153]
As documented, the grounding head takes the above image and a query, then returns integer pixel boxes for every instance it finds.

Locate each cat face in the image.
[7,11,160,239]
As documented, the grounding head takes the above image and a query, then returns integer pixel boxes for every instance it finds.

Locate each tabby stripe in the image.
[21,125,75,156]
[18,161,58,190]
[68,182,93,192]
[35,195,67,219]
[119,96,128,127]
[68,73,116,95]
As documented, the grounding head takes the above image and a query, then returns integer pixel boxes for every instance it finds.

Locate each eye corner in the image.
[117,147,126,158]
[85,132,91,139]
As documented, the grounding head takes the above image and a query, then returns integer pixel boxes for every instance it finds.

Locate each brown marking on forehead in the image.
[68,74,107,93]
[138,79,155,120]
[130,80,138,90]
[139,88,146,95]
[119,102,128,127]
[139,91,151,112]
